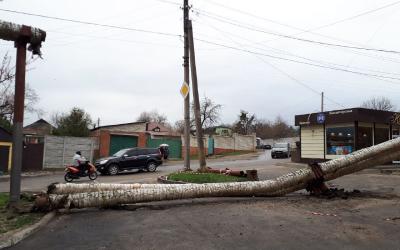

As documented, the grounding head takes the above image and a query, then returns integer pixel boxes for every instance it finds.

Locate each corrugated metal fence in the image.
[43,135,98,169]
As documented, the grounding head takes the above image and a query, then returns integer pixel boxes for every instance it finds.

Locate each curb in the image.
[157,176,188,184]
[0,172,57,182]
[0,211,56,249]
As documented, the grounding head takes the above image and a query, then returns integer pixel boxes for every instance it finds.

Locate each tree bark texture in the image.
[47,138,400,209]
[0,20,45,44]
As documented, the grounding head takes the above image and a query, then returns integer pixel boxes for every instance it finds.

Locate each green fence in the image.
[147,137,182,159]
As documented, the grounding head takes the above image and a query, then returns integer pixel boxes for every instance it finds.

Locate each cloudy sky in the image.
[1,0,400,127]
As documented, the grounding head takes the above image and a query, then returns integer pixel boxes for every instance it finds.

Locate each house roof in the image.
[91,121,146,131]
[24,119,54,130]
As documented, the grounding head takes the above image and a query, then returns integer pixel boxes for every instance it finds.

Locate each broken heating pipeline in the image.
[0,20,46,56]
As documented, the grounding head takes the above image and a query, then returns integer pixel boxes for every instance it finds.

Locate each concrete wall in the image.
[182,133,256,156]
[181,136,208,156]
[262,137,299,148]
[43,135,98,169]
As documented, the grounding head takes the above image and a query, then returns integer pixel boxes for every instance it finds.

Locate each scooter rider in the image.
[73,151,87,175]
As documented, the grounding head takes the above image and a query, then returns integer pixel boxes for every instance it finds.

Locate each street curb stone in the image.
[0,211,56,249]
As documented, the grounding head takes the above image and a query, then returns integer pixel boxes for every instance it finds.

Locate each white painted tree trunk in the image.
[47,138,400,209]
[48,183,194,195]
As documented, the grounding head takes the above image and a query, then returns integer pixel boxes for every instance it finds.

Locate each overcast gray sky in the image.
[1,0,400,127]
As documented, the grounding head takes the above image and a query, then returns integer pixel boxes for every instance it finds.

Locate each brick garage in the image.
[91,122,178,158]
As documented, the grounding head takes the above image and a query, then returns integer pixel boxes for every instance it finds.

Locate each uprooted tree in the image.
[35,137,400,210]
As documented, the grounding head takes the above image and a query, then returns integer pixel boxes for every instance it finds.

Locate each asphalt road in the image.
[10,180,400,250]
[0,151,291,193]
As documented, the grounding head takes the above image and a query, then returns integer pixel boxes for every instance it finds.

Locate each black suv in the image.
[95,148,163,175]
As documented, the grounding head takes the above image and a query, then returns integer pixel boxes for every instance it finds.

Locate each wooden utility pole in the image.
[187,20,206,171]
[183,0,191,171]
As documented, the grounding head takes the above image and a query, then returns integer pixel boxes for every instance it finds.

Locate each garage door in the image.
[109,135,138,156]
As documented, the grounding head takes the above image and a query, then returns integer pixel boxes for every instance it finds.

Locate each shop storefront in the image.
[295,108,400,161]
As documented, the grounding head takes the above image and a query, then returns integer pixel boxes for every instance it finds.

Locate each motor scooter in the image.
[64,161,98,182]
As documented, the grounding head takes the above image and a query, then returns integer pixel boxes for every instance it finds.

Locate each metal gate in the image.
[208,137,214,155]
[147,137,182,159]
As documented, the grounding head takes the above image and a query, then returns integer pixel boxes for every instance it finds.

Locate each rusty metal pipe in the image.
[9,40,27,204]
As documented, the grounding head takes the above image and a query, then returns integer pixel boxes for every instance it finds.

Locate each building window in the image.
[326,127,354,155]
[357,126,373,150]
[375,127,389,145]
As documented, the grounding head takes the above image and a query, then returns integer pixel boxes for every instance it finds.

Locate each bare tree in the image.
[233,110,255,135]
[361,96,395,111]
[191,96,222,130]
[136,110,168,125]
[0,53,41,122]
[173,120,185,134]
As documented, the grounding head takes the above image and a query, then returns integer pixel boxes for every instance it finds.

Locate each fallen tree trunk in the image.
[43,138,400,210]
[48,183,193,195]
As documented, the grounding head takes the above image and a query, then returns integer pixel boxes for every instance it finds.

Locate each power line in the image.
[0,8,181,38]
[194,17,400,77]
[3,6,400,82]
[196,1,400,64]
[196,18,345,108]
[200,0,400,37]
[193,37,400,82]
[193,9,400,55]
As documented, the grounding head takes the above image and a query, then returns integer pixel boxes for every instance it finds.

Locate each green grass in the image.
[168,172,247,183]
[0,193,43,235]
[0,193,8,208]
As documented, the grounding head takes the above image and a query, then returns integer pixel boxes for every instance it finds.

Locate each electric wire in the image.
[0,8,181,38]
[3,7,400,82]
[200,0,400,39]
[193,9,400,55]
[194,17,400,77]
[194,37,400,82]
[196,18,345,108]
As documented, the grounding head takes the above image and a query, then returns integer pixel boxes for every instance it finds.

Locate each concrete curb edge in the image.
[0,211,56,249]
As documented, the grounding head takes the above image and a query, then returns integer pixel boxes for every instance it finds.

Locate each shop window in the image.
[375,127,389,145]
[326,127,354,155]
[357,126,373,150]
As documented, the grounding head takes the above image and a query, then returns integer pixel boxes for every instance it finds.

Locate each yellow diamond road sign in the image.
[180,82,189,99]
